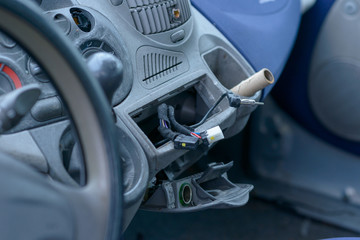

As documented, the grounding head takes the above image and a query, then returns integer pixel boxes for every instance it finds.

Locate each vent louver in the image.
[137,46,189,89]
[127,0,191,35]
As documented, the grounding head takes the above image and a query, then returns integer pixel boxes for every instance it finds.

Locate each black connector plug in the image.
[174,135,200,150]
[227,91,264,107]
[227,92,242,108]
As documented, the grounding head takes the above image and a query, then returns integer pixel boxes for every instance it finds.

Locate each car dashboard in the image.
[0,0,301,232]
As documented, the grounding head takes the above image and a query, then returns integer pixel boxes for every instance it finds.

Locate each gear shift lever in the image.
[86,52,123,105]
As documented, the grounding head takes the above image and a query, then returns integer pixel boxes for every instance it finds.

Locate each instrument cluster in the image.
[0,5,133,133]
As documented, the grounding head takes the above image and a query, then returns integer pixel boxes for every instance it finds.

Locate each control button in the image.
[31,97,63,122]
[111,0,123,5]
[170,29,185,43]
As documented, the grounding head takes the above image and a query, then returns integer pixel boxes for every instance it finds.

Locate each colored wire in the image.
[191,132,202,139]
[159,119,169,128]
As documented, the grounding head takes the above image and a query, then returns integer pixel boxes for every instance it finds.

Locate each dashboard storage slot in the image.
[203,47,249,90]
[131,85,210,148]
[141,161,253,212]
[202,46,263,138]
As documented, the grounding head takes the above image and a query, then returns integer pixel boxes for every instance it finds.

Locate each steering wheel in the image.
[0,1,122,239]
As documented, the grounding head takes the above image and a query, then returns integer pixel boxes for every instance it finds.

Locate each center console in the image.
[75,0,263,227]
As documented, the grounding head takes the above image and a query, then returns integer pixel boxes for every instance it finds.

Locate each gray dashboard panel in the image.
[0,0,263,230]
[71,0,260,178]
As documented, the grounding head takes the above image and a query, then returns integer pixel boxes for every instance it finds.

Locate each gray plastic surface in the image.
[309,0,360,141]
[250,97,360,209]
[0,131,48,173]
[116,119,149,230]
[203,47,250,90]
[0,153,75,240]
[31,97,63,122]
[249,97,360,233]
[253,179,360,234]
[30,121,79,186]
[143,162,253,212]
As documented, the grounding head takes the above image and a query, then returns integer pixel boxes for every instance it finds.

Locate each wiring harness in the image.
[157,91,263,150]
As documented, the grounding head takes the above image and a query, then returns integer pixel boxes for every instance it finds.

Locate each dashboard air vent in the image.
[128,0,191,34]
[137,46,189,89]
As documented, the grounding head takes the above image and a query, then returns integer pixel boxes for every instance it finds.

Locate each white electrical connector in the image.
[204,126,224,145]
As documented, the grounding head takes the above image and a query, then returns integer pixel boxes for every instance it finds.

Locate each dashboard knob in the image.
[86,52,123,105]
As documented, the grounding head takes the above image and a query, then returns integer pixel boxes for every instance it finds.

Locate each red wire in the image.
[191,132,202,139]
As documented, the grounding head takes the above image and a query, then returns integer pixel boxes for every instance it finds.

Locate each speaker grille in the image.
[137,46,189,88]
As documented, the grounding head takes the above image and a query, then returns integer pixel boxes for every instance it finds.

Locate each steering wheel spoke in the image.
[30,120,80,186]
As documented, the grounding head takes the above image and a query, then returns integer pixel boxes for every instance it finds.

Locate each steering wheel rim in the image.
[0,1,122,239]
